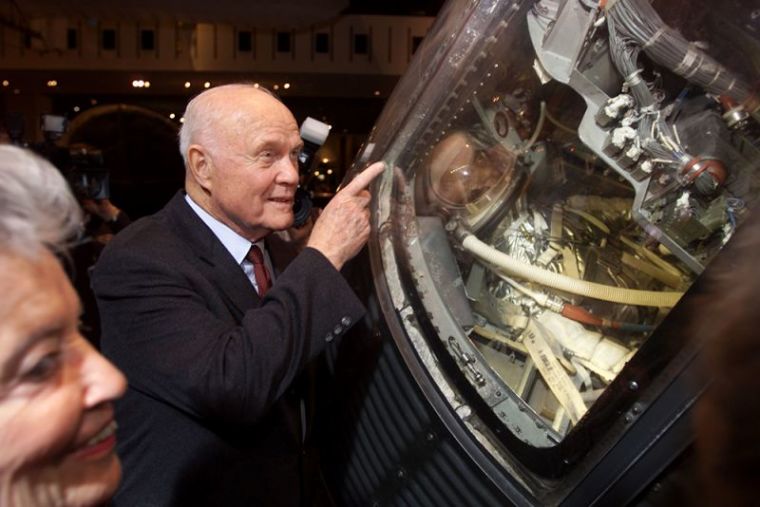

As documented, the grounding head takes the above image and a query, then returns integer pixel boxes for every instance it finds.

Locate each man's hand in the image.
[82,198,121,222]
[307,161,386,270]
[278,207,320,252]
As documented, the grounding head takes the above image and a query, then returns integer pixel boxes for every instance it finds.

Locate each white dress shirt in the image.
[185,194,275,292]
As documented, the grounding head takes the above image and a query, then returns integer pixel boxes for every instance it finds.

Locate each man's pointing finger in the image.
[339,161,386,196]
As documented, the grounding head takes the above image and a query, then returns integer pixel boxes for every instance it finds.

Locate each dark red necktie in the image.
[246,244,272,297]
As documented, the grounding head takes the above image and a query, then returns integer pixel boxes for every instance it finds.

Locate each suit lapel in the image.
[164,192,260,315]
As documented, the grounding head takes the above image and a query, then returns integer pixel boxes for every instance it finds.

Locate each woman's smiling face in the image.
[0,250,126,506]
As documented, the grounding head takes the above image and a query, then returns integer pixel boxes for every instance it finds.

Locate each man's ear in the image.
[187,144,213,192]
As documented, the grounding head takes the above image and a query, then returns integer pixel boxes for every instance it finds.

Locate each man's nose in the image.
[277,158,300,186]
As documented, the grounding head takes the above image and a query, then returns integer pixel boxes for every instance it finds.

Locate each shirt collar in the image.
[185,194,261,265]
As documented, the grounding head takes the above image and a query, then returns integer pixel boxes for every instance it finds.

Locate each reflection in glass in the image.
[428,131,516,208]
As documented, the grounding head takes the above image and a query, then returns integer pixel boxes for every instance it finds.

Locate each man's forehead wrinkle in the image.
[226,110,260,149]
[198,88,299,156]
[205,104,259,154]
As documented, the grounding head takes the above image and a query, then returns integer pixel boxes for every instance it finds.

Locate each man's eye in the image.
[290,149,301,160]
[23,352,62,383]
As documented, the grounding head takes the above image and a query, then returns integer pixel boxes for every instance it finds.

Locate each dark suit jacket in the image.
[92,192,365,506]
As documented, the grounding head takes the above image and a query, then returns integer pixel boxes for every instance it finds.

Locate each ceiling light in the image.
[184,81,191,88]
[321,157,329,164]
[1,80,8,87]
[179,117,185,123]
[373,90,380,96]
[254,83,260,88]
[273,84,280,90]
[283,82,291,89]
[46,80,58,87]
[73,106,80,112]
[327,169,333,175]
[144,81,151,88]
[169,113,176,119]
[204,81,211,88]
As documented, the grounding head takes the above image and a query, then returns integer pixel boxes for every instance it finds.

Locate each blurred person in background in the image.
[691,209,760,507]
[0,145,126,506]
[62,143,131,347]
[72,195,131,347]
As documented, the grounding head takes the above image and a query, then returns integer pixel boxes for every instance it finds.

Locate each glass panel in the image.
[357,0,760,449]
[101,29,116,51]
[315,33,329,54]
[354,33,369,55]
[67,28,78,50]
[140,29,155,51]
[276,31,291,53]
[411,35,424,55]
[238,30,252,52]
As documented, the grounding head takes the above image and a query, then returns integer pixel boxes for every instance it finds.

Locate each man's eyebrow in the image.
[250,138,303,152]
[251,138,281,150]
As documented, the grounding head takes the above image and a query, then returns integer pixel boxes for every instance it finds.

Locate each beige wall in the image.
[0,15,434,76]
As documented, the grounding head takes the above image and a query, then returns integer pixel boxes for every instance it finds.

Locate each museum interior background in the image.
[0,0,444,216]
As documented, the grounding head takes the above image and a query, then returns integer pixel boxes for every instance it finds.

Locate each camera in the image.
[293,117,331,227]
[41,114,66,137]
[68,145,110,200]
[34,115,111,201]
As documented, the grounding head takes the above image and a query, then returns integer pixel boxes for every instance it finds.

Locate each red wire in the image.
[561,304,618,329]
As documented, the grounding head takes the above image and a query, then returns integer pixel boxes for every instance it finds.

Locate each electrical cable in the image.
[520,100,547,153]
[606,0,751,103]
[496,273,656,333]
[461,231,684,307]
[544,106,576,135]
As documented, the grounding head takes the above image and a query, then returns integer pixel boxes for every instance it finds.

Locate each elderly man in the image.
[92,84,384,506]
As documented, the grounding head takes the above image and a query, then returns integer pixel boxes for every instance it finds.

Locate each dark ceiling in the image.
[344,0,445,16]
[12,0,446,29]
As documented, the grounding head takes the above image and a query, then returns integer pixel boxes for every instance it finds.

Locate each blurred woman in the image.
[691,209,760,507]
[0,145,126,506]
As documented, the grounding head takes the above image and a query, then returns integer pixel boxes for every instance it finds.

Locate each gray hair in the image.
[178,83,280,166]
[0,145,82,257]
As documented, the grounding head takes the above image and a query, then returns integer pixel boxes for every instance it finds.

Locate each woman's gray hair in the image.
[0,145,82,256]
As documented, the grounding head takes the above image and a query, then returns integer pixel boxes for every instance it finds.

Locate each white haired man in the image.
[92,84,385,506]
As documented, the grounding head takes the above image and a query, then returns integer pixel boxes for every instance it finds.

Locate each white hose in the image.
[520,101,546,153]
[461,233,683,307]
